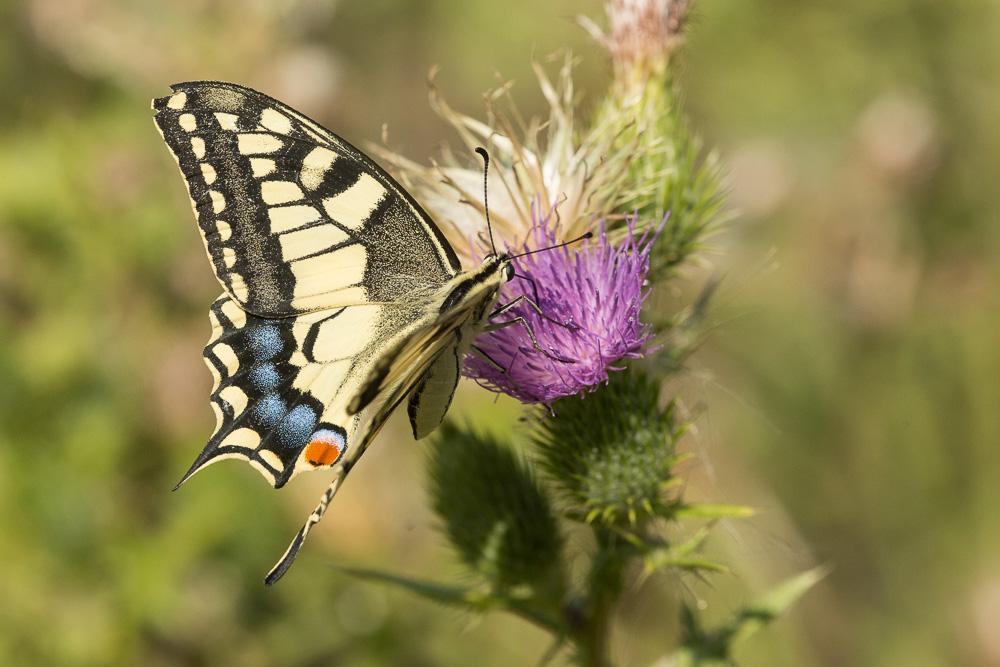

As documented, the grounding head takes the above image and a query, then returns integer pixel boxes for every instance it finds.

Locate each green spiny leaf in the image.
[428,422,567,602]
[667,566,829,664]
[340,566,566,634]
[728,566,830,645]
[340,567,488,609]
[674,503,756,520]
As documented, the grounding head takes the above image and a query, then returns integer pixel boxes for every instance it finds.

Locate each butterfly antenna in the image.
[510,231,593,260]
[475,147,497,255]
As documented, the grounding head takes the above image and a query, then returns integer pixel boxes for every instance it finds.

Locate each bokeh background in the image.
[1,1,998,665]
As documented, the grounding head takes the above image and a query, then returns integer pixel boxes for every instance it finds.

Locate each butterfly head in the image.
[482,251,516,283]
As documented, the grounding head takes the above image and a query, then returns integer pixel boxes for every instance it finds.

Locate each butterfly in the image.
[153,81,584,584]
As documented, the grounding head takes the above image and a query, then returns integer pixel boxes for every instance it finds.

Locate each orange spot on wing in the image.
[305,440,341,466]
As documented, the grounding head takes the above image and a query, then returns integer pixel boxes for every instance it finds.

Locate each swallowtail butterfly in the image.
[153,81,580,584]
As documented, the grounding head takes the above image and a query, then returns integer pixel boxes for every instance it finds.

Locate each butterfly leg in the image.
[484,316,576,364]
[508,274,581,331]
[471,343,509,374]
[511,271,543,307]
[491,294,579,331]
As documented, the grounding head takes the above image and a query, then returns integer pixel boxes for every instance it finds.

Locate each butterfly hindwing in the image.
[182,295,348,487]
[152,81,460,316]
[185,285,459,490]
[259,305,476,584]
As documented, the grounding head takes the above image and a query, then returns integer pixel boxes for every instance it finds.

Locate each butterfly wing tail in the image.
[262,408,398,585]
[263,335,445,584]
[264,463,349,585]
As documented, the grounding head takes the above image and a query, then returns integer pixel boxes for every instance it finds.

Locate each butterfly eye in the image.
[503,262,515,281]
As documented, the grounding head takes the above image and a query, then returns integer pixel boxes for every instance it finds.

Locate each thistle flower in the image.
[580,0,692,89]
[463,207,662,404]
[376,12,721,279]
[584,0,726,278]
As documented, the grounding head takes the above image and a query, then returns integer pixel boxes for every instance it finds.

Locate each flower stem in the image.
[573,527,627,667]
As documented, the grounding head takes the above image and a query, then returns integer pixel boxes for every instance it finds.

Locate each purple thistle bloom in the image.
[464,207,663,404]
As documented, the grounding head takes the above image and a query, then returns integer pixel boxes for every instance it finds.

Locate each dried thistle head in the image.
[374,54,639,266]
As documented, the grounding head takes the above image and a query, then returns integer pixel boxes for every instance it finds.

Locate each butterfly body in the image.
[153,81,515,582]
[399,253,514,438]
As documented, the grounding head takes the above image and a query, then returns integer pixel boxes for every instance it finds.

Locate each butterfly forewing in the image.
[152,81,459,316]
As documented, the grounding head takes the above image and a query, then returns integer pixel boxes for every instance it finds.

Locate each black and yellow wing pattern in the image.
[153,81,478,581]
[153,80,459,316]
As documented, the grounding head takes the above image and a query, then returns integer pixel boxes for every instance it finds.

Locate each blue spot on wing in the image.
[250,363,281,391]
[248,326,283,361]
[254,393,287,428]
[278,405,317,449]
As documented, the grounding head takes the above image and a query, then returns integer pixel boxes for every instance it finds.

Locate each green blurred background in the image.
[1,0,998,665]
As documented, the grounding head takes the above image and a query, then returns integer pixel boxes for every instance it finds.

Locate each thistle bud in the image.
[532,370,685,526]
